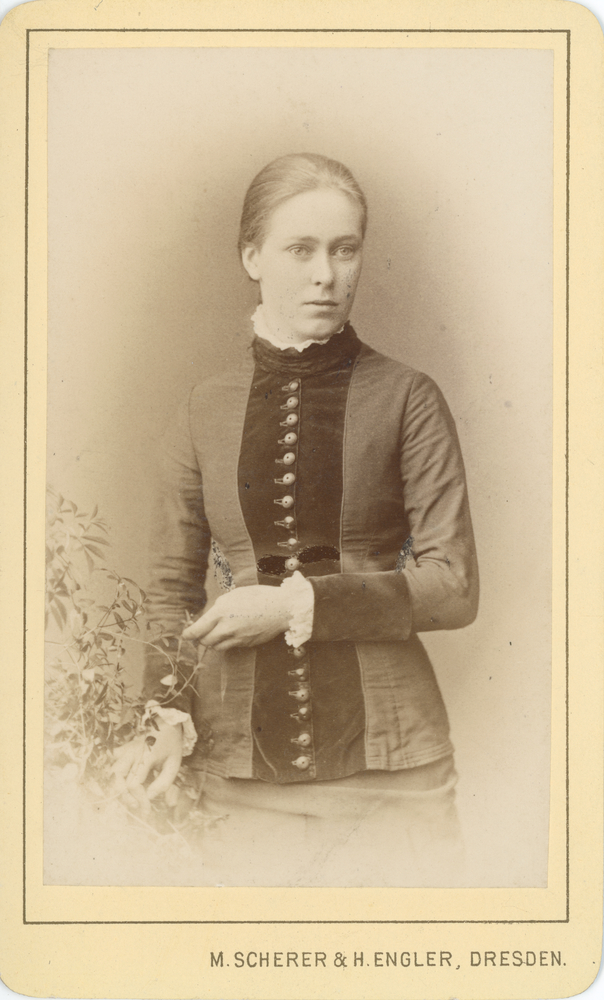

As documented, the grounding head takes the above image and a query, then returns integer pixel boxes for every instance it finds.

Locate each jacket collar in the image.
[251,323,362,377]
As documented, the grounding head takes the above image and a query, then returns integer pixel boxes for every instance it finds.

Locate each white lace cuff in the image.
[143,701,197,757]
[280,570,315,647]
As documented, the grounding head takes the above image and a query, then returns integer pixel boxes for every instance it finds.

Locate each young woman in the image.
[115,153,479,886]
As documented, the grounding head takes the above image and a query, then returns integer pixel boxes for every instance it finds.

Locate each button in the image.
[289,686,310,702]
[274,495,294,509]
[282,380,299,392]
[291,705,311,721]
[292,755,311,770]
[287,537,298,547]
[279,452,296,466]
[274,473,296,485]
[275,516,295,529]
[281,396,299,410]
[292,732,312,748]
[291,646,307,659]
[280,432,298,445]
[281,413,299,427]
[285,556,300,571]
[288,667,308,678]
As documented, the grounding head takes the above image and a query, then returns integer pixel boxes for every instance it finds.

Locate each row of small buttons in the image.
[289,644,312,769]
[274,378,314,773]
[274,380,302,571]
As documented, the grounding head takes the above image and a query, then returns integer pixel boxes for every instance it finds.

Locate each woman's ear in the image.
[241,246,260,281]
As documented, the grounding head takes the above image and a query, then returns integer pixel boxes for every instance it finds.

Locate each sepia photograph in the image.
[43,40,553,890]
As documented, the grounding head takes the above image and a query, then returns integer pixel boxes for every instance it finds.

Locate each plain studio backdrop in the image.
[47,44,553,888]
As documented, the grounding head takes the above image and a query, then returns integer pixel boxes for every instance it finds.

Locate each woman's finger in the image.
[146,750,183,800]
[121,790,141,810]
[127,781,151,815]
[112,739,143,779]
[193,617,239,648]
[126,746,156,789]
[211,635,246,651]
[182,606,222,640]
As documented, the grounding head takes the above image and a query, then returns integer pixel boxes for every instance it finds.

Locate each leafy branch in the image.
[45,488,213,846]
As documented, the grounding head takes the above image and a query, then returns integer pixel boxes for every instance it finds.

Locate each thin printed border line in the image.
[23,22,30,929]
[21,919,574,926]
[27,27,570,32]
[24,26,571,925]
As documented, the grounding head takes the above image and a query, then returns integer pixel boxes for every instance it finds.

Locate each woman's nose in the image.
[310,252,335,285]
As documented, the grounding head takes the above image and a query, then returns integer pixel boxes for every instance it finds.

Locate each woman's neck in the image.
[251,305,342,353]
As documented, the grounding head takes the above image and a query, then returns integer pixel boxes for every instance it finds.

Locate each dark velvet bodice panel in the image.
[237,364,352,577]
[235,328,367,783]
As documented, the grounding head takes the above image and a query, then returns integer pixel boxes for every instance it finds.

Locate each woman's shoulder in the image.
[188,348,255,398]
[354,338,441,397]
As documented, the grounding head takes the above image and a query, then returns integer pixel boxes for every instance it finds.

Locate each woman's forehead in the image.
[265,188,364,239]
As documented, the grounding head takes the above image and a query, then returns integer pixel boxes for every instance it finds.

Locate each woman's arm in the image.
[142,392,212,715]
[308,371,479,643]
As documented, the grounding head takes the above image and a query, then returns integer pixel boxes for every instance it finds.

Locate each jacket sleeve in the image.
[308,371,479,643]
[141,391,211,715]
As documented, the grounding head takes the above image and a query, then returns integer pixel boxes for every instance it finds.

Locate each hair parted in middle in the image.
[238,153,368,253]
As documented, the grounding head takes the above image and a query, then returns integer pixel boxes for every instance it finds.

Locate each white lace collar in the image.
[251,305,343,353]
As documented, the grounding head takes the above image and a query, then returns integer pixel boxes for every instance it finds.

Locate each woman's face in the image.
[241,187,364,345]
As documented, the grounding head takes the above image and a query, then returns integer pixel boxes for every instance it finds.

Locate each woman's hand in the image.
[181,585,290,650]
[112,717,183,814]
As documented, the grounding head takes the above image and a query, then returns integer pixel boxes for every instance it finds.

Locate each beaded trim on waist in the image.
[251,323,362,377]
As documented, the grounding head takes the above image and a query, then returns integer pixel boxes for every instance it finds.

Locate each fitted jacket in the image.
[143,326,479,783]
